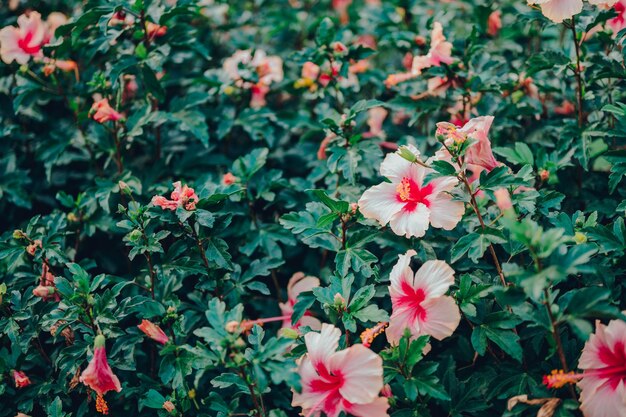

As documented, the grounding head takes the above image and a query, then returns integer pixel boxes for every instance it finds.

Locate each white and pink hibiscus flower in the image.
[0,11,47,64]
[292,324,390,417]
[527,0,617,23]
[607,0,626,34]
[357,144,464,239]
[278,272,322,330]
[543,317,626,417]
[222,49,283,108]
[386,250,461,344]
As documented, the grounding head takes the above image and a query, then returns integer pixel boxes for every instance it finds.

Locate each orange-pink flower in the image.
[80,335,121,414]
[222,172,239,185]
[151,181,198,211]
[90,99,123,124]
[0,11,47,64]
[137,320,169,345]
[146,22,167,39]
[13,370,31,388]
[487,11,502,37]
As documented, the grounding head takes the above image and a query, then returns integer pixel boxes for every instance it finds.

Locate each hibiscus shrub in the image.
[2,0,626,417]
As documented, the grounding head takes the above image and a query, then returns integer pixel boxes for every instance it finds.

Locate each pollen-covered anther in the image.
[360,322,389,348]
[396,178,412,201]
[542,369,580,389]
[96,395,109,415]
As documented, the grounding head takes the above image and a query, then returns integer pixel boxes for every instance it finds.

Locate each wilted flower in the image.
[0,11,47,64]
[292,324,390,417]
[362,107,388,139]
[543,317,626,417]
[278,272,322,330]
[151,181,198,211]
[146,22,167,39]
[90,99,123,124]
[137,320,169,345]
[386,250,461,344]
[13,370,31,388]
[487,11,502,36]
[554,100,575,115]
[34,264,60,302]
[80,335,122,414]
[26,239,41,256]
[357,144,464,238]
[333,0,353,24]
[222,172,239,185]
[162,400,175,413]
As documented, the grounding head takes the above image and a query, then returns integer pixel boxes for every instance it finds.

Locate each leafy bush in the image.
[1,1,625,417]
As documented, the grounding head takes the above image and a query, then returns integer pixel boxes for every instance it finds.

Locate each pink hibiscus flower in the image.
[386,250,461,344]
[543,317,626,417]
[137,320,169,345]
[151,181,198,211]
[608,0,626,34]
[292,324,390,417]
[357,144,464,238]
[80,335,122,414]
[458,116,500,172]
[278,272,322,330]
[90,99,123,124]
[0,11,47,64]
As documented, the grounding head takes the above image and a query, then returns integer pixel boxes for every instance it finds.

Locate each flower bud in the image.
[188,389,196,399]
[574,232,587,244]
[333,293,347,310]
[33,285,55,298]
[13,230,26,240]
[397,146,418,163]
[225,320,240,333]
[279,327,299,339]
[118,181,132,195]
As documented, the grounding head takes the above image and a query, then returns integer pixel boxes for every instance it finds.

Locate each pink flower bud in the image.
[89,99,123,124]
[13,370,31,388]
[137,320,169,345]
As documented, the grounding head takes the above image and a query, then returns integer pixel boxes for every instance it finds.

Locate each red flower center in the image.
[594,341,626,390]
[398,281,427,322]
[396,177,433,212]
[17,32,42,55]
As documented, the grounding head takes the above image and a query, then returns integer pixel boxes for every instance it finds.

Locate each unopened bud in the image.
[118,181,132,195]
[13,230,26,240]
[574,232,587,244]
[333,293,347,310]
[67,213,79,222]
[279,327,299,339]
[397,146,418,163]
[225,320,240,333]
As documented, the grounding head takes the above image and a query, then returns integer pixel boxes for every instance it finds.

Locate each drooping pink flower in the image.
[0,11,47,64]
[137,320,169,345]
[426,22,454,66]
[386,251,461,344]
[80,335,122,414]
[90,99,123,124]
[278,272,321,330]
[34,263,60,302]
[384,22,454,87]
[458,116,500,172]
[363,107,388,139]
[543,318,626,417]
[151,181,198,211]
[291,324,390,417]
[357,145,464,238]
[333,0,353,24]
[487,11,502,36]
[13,370,31,388]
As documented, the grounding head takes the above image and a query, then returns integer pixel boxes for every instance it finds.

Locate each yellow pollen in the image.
[96,395,109,415]
[543,369,579,388]
[360,322,389,348]
[396,178,411,201]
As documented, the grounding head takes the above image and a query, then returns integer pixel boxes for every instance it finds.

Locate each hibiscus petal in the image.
[413,260,455,298]
[304,324,340,370]
[347,396,390,417]
[358,182,405,226]
[389,203,430,238]
[428,194,464,230]
[328,345,383,404]
[539,0,583,23]
[419,296,461,340]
